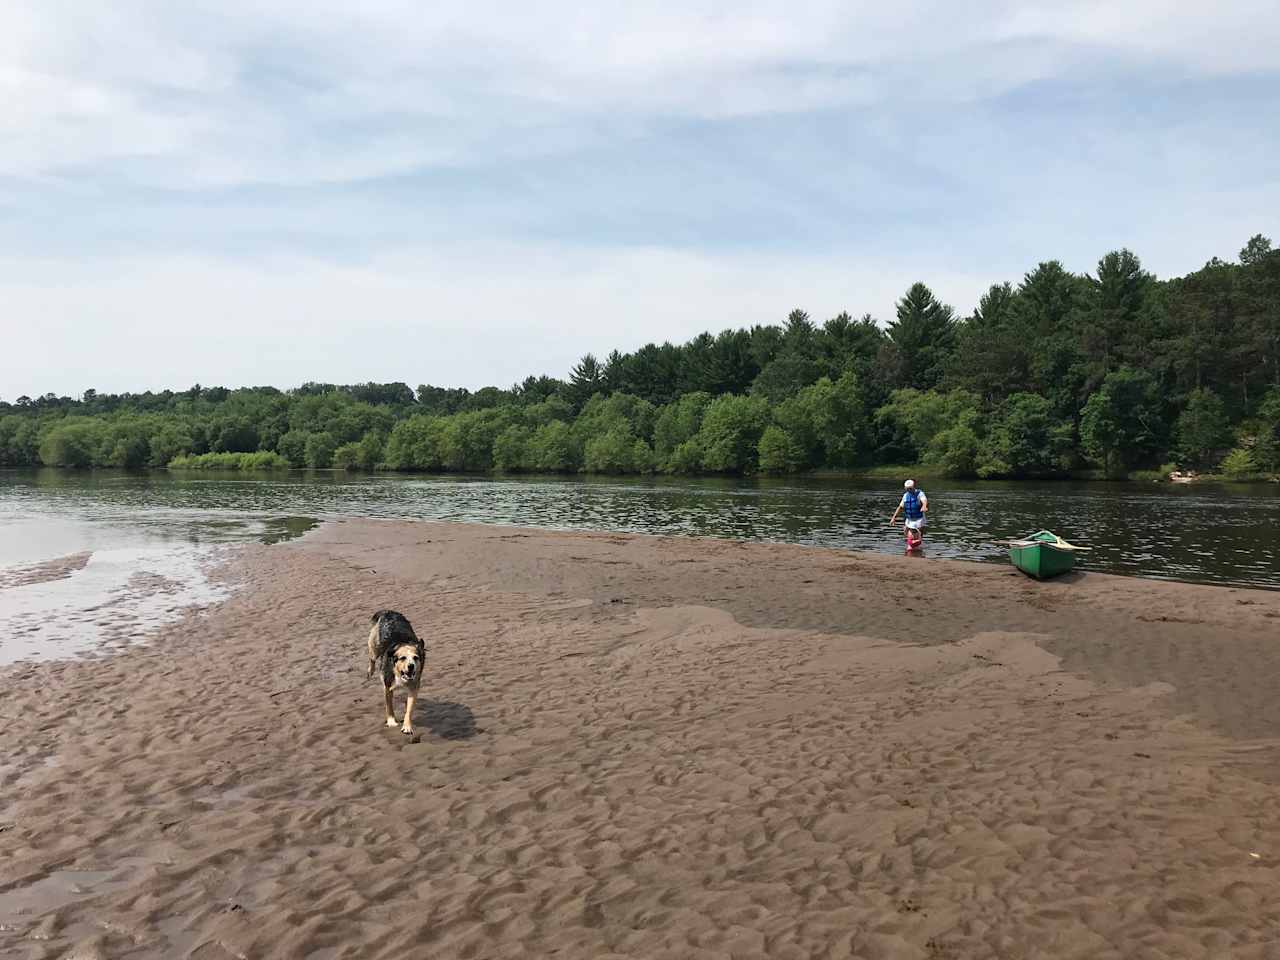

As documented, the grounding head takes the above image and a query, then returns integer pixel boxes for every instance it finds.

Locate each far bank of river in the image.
[4,468,1278,589]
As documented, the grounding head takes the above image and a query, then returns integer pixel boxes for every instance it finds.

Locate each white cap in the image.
[904,479,915,489]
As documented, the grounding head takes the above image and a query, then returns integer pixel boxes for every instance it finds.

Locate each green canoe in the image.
[1007,530,1081,580]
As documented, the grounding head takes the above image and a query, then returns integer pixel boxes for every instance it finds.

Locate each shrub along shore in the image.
[4,238,1279,481]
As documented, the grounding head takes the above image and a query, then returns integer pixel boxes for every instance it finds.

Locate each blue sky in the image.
[2,1,1278,397]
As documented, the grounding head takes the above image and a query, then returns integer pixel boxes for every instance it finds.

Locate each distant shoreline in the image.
[4,463,1277,485]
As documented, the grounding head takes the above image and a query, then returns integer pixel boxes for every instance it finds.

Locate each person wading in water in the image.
[888,479,928,550]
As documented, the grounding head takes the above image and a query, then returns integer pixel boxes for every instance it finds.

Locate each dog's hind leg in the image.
[384,686,398,728]
[367,624,380,679]
[401,690,416,736]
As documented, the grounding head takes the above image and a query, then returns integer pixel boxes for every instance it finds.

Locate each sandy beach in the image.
[3,519,1280,959]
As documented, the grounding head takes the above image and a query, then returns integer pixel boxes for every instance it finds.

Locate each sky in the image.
[2,1,1278,399]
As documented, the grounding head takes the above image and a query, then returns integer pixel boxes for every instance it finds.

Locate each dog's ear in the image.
[370,610,389,624]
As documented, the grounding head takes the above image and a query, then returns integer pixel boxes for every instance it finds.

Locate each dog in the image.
[367,610,425,735]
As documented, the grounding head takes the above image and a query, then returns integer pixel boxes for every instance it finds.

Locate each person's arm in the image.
[889,495,903,525]
[919,493,928,514]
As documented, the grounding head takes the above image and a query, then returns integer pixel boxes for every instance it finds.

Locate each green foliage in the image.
[666,438,705,474]
[772,372,869,469]
[567,354,605,411]
[383,416,448,470]
[332,442,362,470]
[572,393,655,473]
[945,283,1029,407]
[491,425,530,472]
[1085,249,1156,379]
[439,409,519,471]
[653,392,713,467]
[385,408,539,472]
[38,420,106,468]
[1175,388,1231,469]
[606,343,684,405]
[696,394,771,473]
[331,432,387,471]
[931,423,981,477]
[575,393,656,445]
[875,389,982,476]
[527,421,577,472]
[276,430,310,467]
[584,429,652,474]
[1079,393,1123,478]
[751,310,824,401]
[0,416,40,465]
[525,396,573,427]
[304,432,338,468]
[356,431,386,469]
[107,431,150,468]
[212,417,259,453]
[169,451,289,470]
[1079,368,1162,477]
[148,424,194,467]
[887,283,956,390]
[1251,388,1280,473]
[977,393,1074,478]
[4,236,1279,480]
[1219,447,1258,479]
[758,425,805,473]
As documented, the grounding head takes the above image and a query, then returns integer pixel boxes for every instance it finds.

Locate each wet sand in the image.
[0,553,91,591]
[3,519,1280,959]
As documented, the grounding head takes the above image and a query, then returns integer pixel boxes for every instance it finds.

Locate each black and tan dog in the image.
[367,610,425,735]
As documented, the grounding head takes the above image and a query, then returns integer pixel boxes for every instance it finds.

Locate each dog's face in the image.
[390,642,422,687]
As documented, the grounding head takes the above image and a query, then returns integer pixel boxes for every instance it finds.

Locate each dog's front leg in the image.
[401,690,416,735]
[384,686,398,727]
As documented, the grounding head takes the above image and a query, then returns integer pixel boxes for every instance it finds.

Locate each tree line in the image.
[3,236,1278,480]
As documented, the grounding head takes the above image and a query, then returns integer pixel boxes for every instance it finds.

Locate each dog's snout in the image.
[406,663,416,675]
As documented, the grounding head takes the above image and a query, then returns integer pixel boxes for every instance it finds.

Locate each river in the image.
[2,468,1276,662]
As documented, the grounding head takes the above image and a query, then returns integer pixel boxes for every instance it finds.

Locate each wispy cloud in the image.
[1,1,1277,396]
[6,1,1276,184]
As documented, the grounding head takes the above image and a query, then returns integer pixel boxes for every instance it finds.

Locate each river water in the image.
[2,469,1277,663]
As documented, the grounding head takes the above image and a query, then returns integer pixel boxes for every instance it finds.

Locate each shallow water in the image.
[1,468,1277,663]
[0,471,322,665]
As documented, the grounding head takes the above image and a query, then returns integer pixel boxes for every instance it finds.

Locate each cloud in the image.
[1,1,1276,398]
[0,245,991,398]
[3,1,1276,185]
